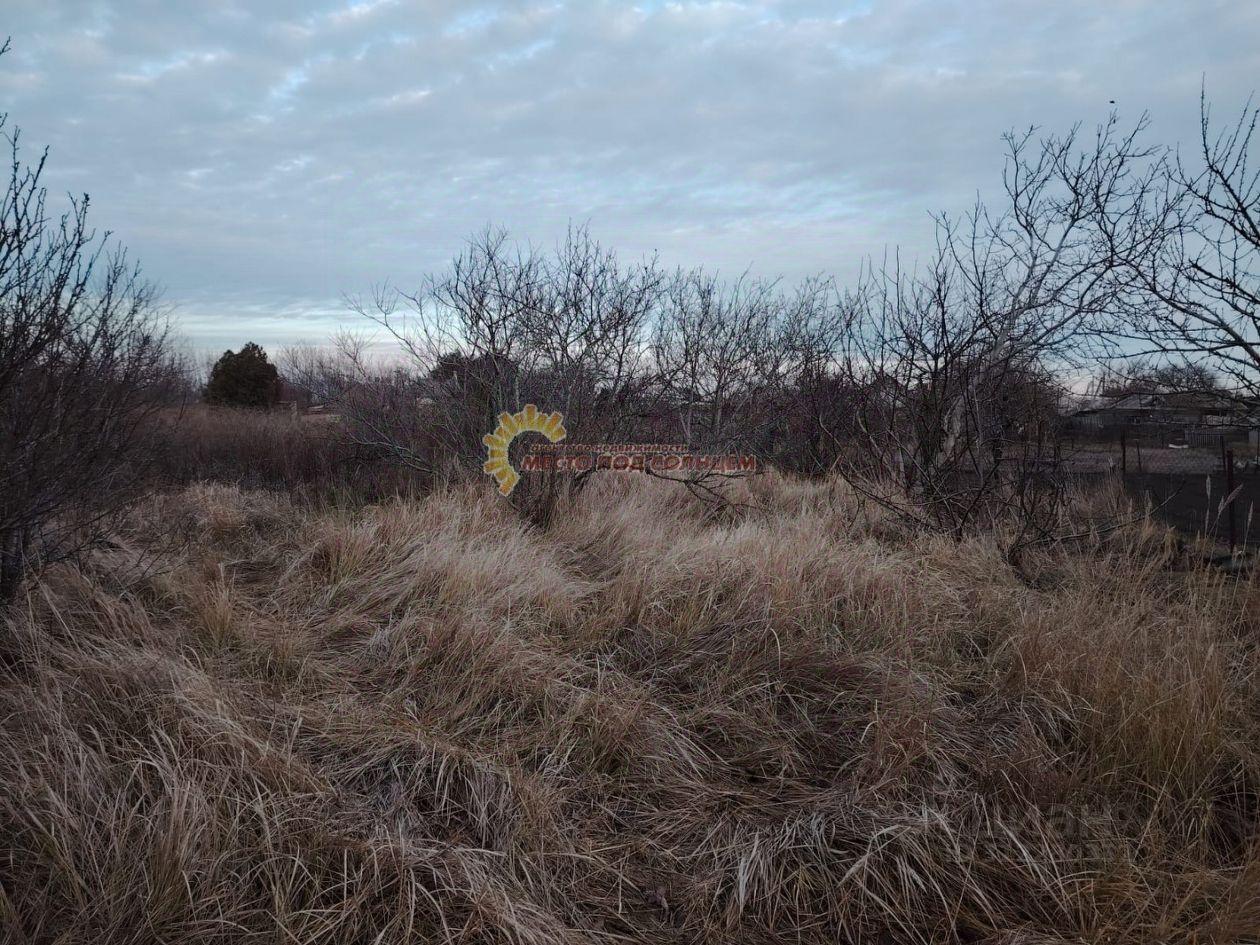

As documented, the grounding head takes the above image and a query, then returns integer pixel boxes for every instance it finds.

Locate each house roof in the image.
[1106,392,1161,411]
[1073,390,1239,416]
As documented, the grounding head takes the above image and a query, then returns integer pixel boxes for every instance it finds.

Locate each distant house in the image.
[1069,391,1240,429]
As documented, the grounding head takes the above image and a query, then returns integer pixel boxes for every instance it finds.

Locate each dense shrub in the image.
[204,342,282,408]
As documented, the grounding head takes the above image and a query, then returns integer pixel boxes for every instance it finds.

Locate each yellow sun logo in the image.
[482,404,566,496]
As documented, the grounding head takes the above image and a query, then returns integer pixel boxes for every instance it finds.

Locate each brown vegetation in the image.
[153,406,423,499]
[2,474,1258,944]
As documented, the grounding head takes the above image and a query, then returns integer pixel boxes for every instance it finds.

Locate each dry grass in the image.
[151,406,422,499]
[2,474,1258,943]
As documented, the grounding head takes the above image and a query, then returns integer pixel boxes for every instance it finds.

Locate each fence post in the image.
[1226,448,1237,552]
[1120,430,1127,476]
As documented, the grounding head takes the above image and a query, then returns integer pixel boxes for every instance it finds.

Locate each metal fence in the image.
[1062,423,1260,549]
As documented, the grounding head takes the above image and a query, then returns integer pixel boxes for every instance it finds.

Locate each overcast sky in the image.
[2,0,1257,352]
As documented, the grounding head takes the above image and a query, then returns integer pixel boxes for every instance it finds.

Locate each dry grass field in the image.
[2,474,1259,943]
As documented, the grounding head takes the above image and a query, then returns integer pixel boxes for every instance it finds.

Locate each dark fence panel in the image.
[1062,421,1260,548]
[1122,470,1260,549]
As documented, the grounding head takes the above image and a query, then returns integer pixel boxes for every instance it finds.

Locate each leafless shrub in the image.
[278,338,359,406]
[345,236,531,477]
[348,227,675,520]
[0,89,176,600]
[652,270,785,449]
[822,118,1158,561]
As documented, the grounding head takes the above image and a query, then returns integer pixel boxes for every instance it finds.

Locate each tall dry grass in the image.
[151,405,424,499]
[1,474,1258,943]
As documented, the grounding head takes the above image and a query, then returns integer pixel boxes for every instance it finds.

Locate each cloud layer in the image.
[2,0,1257,349]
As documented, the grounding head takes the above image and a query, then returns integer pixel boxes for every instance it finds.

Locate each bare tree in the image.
[1086,356,1223,399]
[831,117,1154,557]
[278,339,358,406]
[768,277,856,474]
[352,226,677,517]
[516,225,665,446]
[348,229,544,474]
[0,77,173,599]
[652,270,788,450]
[1104,93,1260,405]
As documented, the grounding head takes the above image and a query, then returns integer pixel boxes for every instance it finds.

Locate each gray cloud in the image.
[2,0,1257,350]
